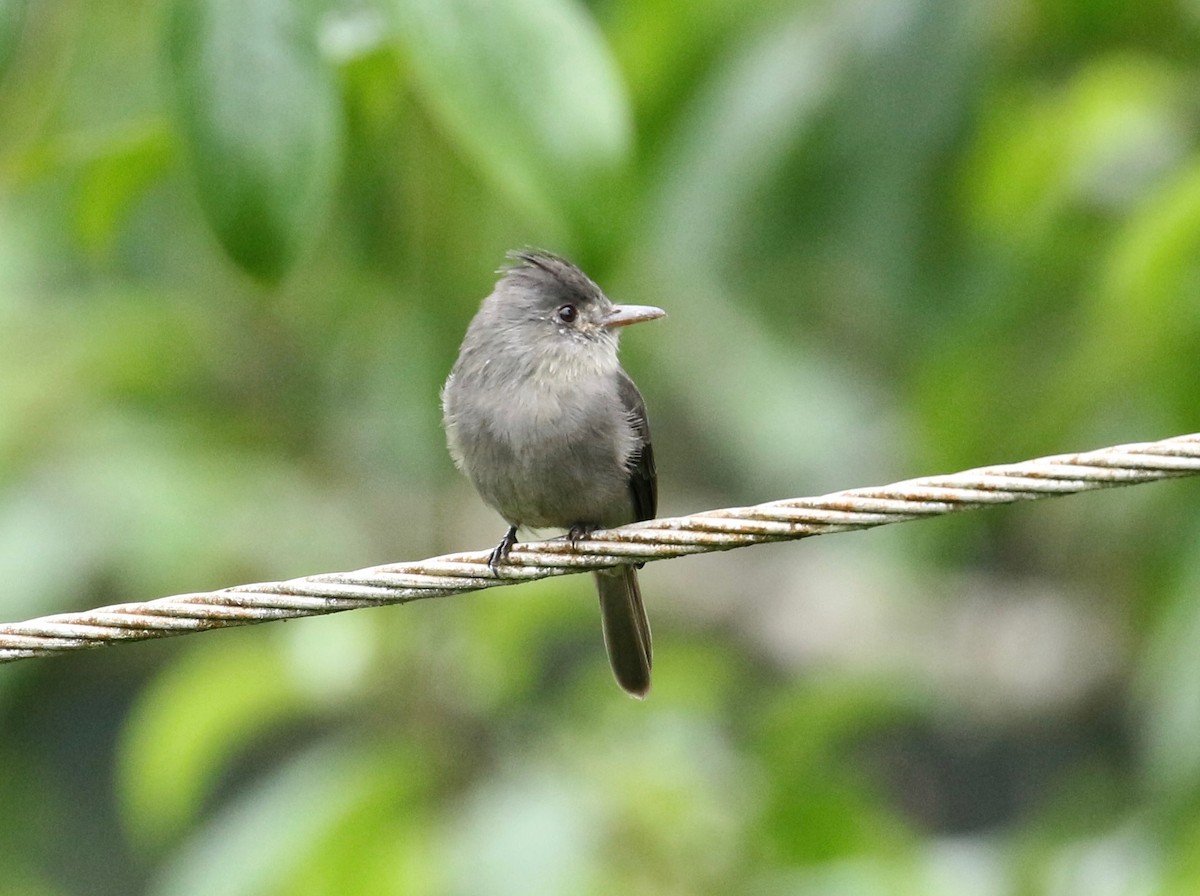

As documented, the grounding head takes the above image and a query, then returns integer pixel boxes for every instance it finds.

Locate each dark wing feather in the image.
[616,369,657,522]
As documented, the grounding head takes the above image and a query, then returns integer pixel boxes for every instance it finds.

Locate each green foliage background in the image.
[2,0,1200,892]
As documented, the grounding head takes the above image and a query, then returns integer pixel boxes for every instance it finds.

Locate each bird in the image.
[441,249,665,697]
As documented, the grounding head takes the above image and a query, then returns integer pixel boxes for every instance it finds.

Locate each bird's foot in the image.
[569,523,642,567]
[567,524,598,549]
[488,526,519,576]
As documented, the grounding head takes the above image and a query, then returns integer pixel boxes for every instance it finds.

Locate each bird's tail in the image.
[594,566,653,698]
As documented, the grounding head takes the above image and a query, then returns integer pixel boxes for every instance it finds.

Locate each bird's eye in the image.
[557,304,578,323]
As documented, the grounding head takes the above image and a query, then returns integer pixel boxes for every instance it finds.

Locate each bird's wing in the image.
[616,369,657,522]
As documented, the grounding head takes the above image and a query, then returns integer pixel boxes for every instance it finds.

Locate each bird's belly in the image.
[456,399,635,530]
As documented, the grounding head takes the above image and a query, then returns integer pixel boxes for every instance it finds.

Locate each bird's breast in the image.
[445,372,638,529]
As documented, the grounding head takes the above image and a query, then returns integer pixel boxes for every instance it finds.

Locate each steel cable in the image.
[2,432,1197,662]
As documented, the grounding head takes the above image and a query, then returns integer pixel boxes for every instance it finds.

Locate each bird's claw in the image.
[567,524,598,548]
[488,526,519,576]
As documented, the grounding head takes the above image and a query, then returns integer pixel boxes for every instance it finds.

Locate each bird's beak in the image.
[603,304,666,328]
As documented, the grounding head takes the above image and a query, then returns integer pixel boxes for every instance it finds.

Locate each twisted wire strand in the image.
[2,432,1198,663]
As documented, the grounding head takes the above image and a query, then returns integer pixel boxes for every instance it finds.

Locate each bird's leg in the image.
[567,523,598,548]
[488,526,519,575]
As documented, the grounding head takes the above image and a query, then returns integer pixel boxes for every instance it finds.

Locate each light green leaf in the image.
[118,637,308,845]
[75,126,174,258]
[963,57,1183,245]
[1096,160,1200,336]
[1047,159,1200,433]
[166,0,340,281]
[393,0,631,221]
[145,739,395,896]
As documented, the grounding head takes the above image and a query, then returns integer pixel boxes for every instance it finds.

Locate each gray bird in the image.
[441,249,665,697]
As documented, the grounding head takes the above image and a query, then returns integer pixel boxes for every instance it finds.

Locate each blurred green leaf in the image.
[282,744,443,896]
[118,637,309,845]
[145,738,401,896]
[166,0,340,280]
[1102,164,1200,311]
[1075,160,1200,399]
[608,0,752,134]
[393,0,632,222]
[753,680,916,864]
[963,57,1183,248]
[74,125,174,258]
